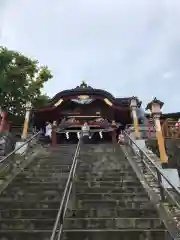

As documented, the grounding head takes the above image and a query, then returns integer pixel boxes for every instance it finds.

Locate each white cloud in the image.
[1,0,180,113]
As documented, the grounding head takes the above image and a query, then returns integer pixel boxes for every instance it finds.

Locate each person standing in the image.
[81,122,90,144]
[118,131,125,145]
[45,121,52,143]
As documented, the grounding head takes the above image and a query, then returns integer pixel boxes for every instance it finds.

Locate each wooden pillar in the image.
[0,112,7,133]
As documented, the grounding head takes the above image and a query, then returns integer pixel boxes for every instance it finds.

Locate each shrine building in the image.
[33,82,145,143]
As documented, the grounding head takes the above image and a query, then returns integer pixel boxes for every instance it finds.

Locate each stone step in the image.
[0,230,51,240]
[4,182,65,189]
[77,161,130,167]
[77,171,137,177]
[28,165,72,171]
[75,180,141,188]
[0,190,62,201]
[14,175,137,182]
[30,163,72,168]
[77,176,138,182]
[0,207,159,219]
[13,176,68,182]
[82,166,136,172]
[0,201,61,209]
[4,185,146,194]
[0,200,153,210]
[28,161,72,166]
[16,172,69,178]
[42,155,74,161]
[30,170,70,176]
[0,229,168,240]
[79,161,131,166]
[77,199,153,209]
[39,158,72,162]
[63,217,164,229]
[21,171,137,178]
[30,161,72,170]
[75,193,149,201]
[0,217,164,230]
[66,207,159,218]
[21,168,136,174]
[0,193,149,203]
[75,186,146,194]
[11,178,142,187]
[61,229,168,240]
[0,209,59,219]
[21,167,69,172]
[0,218,55,230]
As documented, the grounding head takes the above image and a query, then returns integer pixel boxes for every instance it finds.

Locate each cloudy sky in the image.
[0,0,180,113]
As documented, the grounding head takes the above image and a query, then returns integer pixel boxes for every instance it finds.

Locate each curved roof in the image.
[46,82,141,108]
[49,83,115,105]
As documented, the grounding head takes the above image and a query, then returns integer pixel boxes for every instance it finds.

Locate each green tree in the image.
[0,46,52,120]
[32,94,50,110]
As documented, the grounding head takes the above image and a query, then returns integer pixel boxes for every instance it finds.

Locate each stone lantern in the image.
[130,96,140,139]
[21,101,32,140]
[146,98,168,166]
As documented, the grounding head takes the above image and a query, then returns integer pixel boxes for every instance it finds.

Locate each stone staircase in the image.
[0,143,173,240]
[62,144,171,240]
[0,144,77,240]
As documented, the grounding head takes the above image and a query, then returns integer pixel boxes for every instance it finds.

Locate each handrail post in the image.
[156,170,165,201]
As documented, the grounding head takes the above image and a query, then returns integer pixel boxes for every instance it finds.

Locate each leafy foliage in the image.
[0,46,52,120]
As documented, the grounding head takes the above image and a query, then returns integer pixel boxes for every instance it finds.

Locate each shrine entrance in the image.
[33,82,140,143]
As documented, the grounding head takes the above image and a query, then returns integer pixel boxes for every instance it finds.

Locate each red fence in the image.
[126,119,180,140]
[161,120,180,139]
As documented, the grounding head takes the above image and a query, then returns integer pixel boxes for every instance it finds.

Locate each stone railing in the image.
[146,138,180,176]
[0,132,16,158]
[161,120,180,139]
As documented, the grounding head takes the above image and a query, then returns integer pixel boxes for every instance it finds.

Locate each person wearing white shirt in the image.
[175,118,180,128]
[45,122,52,139]
[81,122,90,143]
[118,131,125,145]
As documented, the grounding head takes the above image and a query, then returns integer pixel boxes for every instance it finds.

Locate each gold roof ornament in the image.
[81,80,87,88]
[74,80,93,89]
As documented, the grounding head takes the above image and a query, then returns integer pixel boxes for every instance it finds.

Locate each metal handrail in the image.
[0,131,41,195]
[0,132,40,161]
[50,135,82,240]
[0,124,67,165]
[0,132,40,178]
[124,131,180,207]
